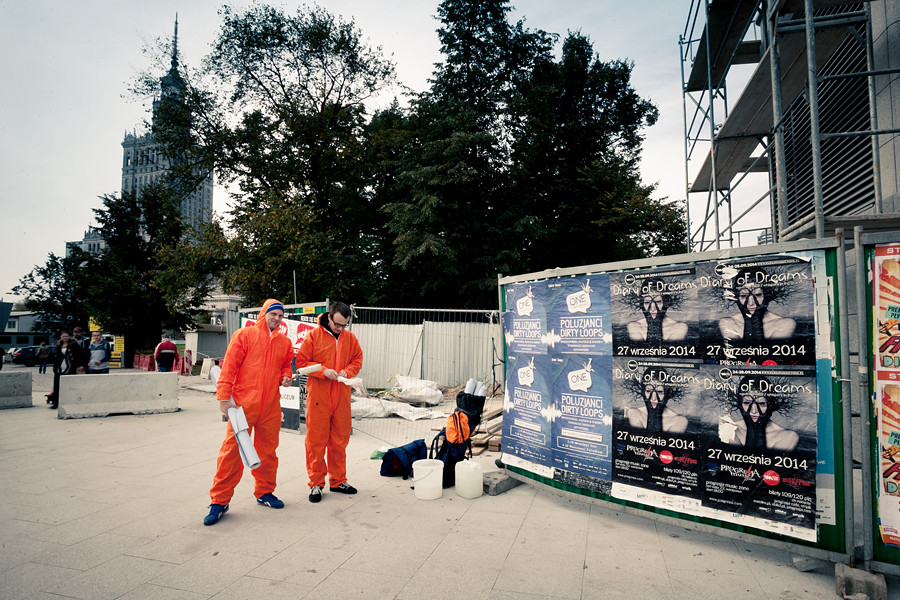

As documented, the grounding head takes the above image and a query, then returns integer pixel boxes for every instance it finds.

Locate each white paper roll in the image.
[295,363,323,376]
[227,405,261,469]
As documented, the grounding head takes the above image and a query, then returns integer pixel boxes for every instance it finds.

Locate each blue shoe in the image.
[256,493,284,509]
[204,503,228,526]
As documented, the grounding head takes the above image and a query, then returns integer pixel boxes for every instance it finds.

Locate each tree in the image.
[87,182,204,362]
[10,250,92,335]
[149,4,398,305]
[377,0,556,307]
[380,0,681,307]
[505,32,684,271]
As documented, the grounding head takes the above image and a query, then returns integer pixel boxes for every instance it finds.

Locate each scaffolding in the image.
[681,0,900,251]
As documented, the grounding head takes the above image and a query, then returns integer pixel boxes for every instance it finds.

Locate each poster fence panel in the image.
[499,239,847,556]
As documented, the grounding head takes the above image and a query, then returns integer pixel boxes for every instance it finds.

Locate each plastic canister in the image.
[454,460,483,499]
[412,459,444,500]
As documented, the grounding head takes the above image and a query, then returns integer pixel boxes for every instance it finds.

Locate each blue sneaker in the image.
[204,503,228,526]
[256,493,284,508]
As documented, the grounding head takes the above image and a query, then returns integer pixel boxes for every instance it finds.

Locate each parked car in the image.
[4,347,19,363]
[12,346,40,367]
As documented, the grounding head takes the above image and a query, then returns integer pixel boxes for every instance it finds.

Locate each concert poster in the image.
[873,244,900,546]
[610,267,700,361]
[503,281,551,356]
[696,256,816,366]
[502,352,554,468]
[550,353,613,480]
[698,364,818,534]
[611,357,704,498]
[545,274,612,356]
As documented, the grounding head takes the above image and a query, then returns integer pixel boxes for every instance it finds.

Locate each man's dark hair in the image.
[330,302,351,319]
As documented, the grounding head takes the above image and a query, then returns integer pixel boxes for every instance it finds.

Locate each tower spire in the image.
[171,14,179,70]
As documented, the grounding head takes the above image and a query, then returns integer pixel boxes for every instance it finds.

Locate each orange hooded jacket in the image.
[210,299,294,504]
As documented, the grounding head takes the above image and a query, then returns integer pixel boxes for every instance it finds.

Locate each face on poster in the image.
[875,246,900,370]
[503,281,551,355]
[503,352,553,467]
[549,354,613,480]
[610,268,700,360]
[696,256,816,365]
[611,357,704,497]
[544,275,612,355]
[698,364,818,530]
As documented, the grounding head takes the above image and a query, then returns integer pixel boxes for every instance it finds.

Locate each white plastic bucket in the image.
[455,460,483,499]
[412,459,444,500]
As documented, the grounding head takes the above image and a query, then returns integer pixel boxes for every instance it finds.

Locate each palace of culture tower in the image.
[121,18,213,229]
[72,18,212,255]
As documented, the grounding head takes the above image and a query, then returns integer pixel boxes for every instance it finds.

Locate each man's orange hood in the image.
[258,299,285,332]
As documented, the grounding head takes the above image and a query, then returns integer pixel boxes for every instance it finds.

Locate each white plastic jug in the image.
[412,459,444,500]
[454,460,483,499]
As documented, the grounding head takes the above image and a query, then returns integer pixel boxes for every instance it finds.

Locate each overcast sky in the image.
[0,1,764,304]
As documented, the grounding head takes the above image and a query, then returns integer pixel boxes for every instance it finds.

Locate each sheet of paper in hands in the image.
[337,376,368,398]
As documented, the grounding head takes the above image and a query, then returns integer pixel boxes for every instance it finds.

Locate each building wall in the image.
[121,132,214,229]
[872,0,900,211]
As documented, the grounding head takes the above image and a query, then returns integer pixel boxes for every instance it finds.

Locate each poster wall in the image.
[502,252,828,542]
[873,244,900,545]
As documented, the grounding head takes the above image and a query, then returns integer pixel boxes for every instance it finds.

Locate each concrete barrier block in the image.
[834,563,886,600]
[0,371,32,409]
[58,371,179,419]
[484,471,523,496]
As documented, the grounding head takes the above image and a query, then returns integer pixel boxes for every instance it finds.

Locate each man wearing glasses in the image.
[296,302,364,503]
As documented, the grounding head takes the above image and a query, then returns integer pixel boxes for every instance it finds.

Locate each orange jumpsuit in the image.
[209,299,294,505]
[296,314,363,488]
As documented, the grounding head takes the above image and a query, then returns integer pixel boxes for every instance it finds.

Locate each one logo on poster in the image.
[660,450,674,464]
[517,357,535,387]
[516,287,535,317]
[566,280,593,314]
[567,358,594,392]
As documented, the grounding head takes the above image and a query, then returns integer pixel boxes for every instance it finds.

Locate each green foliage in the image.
[151,3,398,305]
[11,250,92,334]
[87,183,208,353]
[141,0,686,309]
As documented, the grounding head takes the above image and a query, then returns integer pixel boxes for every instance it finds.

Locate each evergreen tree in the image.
[11,250,92,335]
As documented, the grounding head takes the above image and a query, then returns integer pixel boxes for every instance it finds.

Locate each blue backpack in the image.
[380,439,427,479]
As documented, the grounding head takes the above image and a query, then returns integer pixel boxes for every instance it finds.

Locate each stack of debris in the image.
[471,404,502,455]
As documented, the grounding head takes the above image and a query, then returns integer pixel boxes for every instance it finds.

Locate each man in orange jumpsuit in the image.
[204,299,295,525]
[296,302,363,503]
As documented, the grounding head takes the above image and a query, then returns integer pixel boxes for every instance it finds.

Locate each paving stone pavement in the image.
[2,364,899,599]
